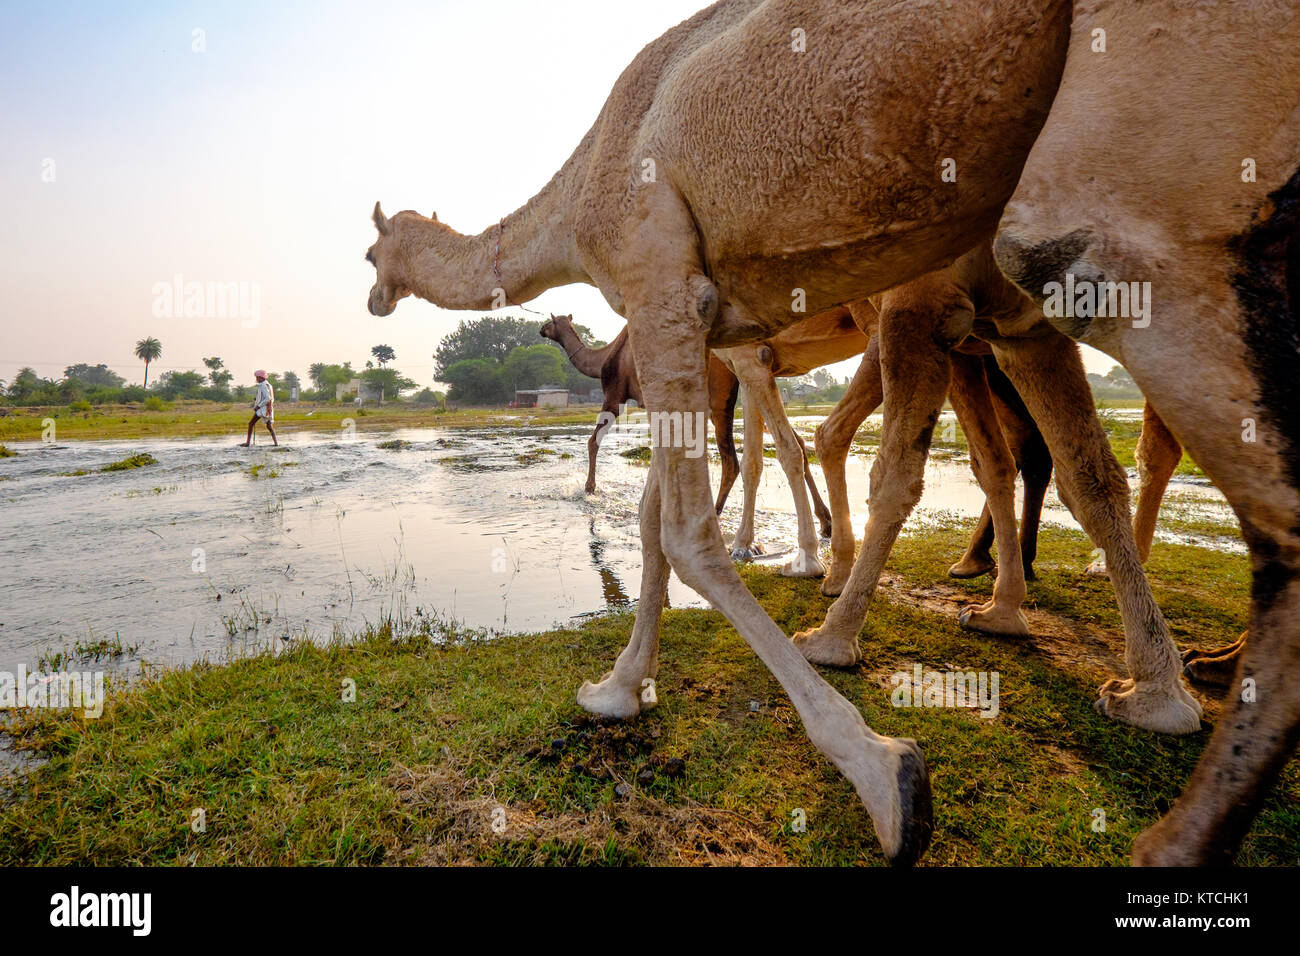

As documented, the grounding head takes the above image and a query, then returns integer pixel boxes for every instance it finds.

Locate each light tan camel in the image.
[993,0,1300,865]
[366,0,1200,864]
[721,307,867,576]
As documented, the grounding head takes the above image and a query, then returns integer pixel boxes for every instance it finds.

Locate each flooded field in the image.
[0,412,1235,681]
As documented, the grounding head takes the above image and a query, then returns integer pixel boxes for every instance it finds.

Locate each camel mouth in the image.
[368,286,396,317]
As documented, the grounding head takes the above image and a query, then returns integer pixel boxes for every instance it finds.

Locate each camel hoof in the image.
[884,739,933,867]
[1023,566,1037,583]
[821,567,850,597]
[958,602,1030,638]
[584,482,597,495]
[729,542,765,562]
[1182,656,1237,687]
[791,627,861,667]
[1094,677,1203,735]
[576,671,651,720]
[780,550,826,578]
[948,556,996,580]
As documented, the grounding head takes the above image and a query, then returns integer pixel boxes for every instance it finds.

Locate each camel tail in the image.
[710,356,741,514]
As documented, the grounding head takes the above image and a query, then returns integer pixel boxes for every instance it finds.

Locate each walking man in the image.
[241,370,278,447]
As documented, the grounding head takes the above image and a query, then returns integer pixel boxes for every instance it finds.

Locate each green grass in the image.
[1,522,1291,867]
[0,444,16,458]
[0,402,603,443]
[100,452,157,472]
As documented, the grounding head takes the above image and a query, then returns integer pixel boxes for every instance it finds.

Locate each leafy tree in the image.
[64,364,125,389]
[155,370,207,400]
[281,371,301,394]
[433,316,602,376]
[371,345,396,367]
[6,368,55,404]
[500,344,567,394]
[202,357,233,389]
[442,358,503,405]
[1105,364,1138,390]
[306,363,356,396]
[134,337,162,387]
[361,367,417,402]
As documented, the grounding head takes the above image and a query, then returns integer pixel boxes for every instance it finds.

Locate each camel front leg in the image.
[1132,401,1181,563]
[989,331,1201,734]
[730,349,825,578]
[947,352,1029,636]
[793,303,953,666]
[576,467,667,718]
[949,504,998,580]
[815,336,882,596]
[585,397,620,495]
[1130,402,1248,684]
[729,381,766,561]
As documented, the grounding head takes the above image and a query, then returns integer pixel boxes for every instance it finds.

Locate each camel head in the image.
[366,201,423,317]
[538,314,574,343]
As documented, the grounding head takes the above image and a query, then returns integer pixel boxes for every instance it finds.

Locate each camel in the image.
[815,332,1054,602]
[538,315,741,502]
[717,307,866,576]
[542,310,854,577]
[366,0,1203,864]
[992,0,1300,864]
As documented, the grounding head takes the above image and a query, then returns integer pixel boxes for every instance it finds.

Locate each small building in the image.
[336,378,383,404]
[515,387,570,409]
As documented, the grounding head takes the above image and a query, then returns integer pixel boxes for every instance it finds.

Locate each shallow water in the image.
[0,413,1234,680]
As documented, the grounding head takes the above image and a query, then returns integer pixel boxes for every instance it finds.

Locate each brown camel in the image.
[366,0,1207,864]
[538,314,739,501]
[993,0,1300,864]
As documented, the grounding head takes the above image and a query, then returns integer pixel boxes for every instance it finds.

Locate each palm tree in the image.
[134,337,162,388]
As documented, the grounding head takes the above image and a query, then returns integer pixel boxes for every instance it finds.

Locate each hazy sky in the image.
[0,0,1114,390]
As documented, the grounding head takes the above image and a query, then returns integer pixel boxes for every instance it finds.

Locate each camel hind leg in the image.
[726,349,826,577]
[947,352,1029,637]
[793,289,957,666]
[815,336,882,596]
[729,381,766,560]
[987,329,1202,735]
[709,354,740,514]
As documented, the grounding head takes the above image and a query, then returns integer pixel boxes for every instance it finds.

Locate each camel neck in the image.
[550,323,608,378]
[405,172,584,313]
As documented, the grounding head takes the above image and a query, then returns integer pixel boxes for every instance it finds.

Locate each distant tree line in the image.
[435,316,602,405]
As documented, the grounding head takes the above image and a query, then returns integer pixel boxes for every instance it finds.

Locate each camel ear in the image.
[373,202,391,236]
